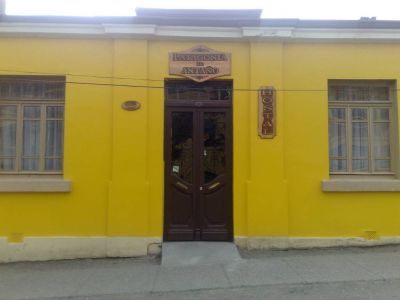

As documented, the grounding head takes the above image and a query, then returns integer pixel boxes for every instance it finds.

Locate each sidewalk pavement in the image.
[1,245,400,299]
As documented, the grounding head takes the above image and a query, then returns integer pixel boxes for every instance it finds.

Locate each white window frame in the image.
[328,80,398,177]
[0,76,65,175]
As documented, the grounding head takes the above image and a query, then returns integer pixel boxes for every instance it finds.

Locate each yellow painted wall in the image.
[1,37,400,242]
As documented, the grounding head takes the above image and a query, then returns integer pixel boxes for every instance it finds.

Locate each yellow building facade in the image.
[1,9,400,262]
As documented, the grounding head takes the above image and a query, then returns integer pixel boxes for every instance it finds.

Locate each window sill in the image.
[0,177,71,193]
[321,178,400,192]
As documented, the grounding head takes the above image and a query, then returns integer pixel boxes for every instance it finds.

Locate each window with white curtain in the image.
[0,76,65,174]
[328,80,396,175]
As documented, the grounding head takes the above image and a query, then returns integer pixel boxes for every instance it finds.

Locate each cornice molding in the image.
[1,22,400,42]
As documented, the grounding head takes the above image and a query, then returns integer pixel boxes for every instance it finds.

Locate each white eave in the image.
[1,22,400,42]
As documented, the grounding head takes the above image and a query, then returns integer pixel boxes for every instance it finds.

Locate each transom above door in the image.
[164,80,233,241]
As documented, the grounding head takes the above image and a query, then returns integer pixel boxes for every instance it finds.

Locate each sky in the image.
[5,0,400,20]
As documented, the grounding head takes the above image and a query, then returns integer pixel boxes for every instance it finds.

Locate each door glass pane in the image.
[204,112,226,183]
[171,112,193,183]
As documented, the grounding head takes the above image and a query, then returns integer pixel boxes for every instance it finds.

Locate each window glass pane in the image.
[0,158,15,171]
[352,159,369,172]
[349,87,369,101]
[171,112,193,183]
[374,159,391,172]
[328,108,345,121]
[370,87,389,101]
[22,83,43,99]
[0,82,9,98]
[352,108,368,120]
[328,86,347,101]
[23,120,40,156]
[10,83,23,99]
[373,123,390,158]
[45,158,63,171]
[44,83,65,100]
[166,82,232,101]
[373,108,390,121]
[329,84,391,102]
[177,87,199,100]
[330,159,347,172]
[0,120,16,156]
[45,120,64,157]
[24,106,41,119]
[0,105,17,119]
[352,122,369,158]
[329,122,346,157]
[46,106,64,119]
[22,158,39,171]
[0,78,65,101]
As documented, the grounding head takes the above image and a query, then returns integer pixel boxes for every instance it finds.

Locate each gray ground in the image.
[1,245,400,299]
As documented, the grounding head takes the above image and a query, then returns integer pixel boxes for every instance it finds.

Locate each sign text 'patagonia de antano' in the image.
[169,45,231,82]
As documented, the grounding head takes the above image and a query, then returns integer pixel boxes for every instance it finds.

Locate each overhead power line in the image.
[0,74,330,92]
[0,70,397,92]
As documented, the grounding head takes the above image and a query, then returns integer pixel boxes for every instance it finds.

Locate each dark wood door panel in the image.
[164,80,232,242]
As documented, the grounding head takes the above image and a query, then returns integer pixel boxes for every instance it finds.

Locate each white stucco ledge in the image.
[321,179,400,192]
[0,178,72,192]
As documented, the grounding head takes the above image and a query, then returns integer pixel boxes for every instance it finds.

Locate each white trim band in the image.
[0,178,72,192]
[1,23,400,41]
[235,236,400,250]
[0,237,162,263]
[321,179,400,192]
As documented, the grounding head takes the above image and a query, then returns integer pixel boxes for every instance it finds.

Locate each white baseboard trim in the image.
[0,236,162,263]
[3,235,399,263]
[234,236,400,250]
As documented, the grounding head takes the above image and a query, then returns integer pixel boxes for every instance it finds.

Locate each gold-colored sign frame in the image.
[258,86,276,139]
[169,45,231,83]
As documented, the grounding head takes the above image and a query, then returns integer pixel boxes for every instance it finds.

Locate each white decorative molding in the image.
[2,235,399,262]
[0,178,72,192]
[235,236,400,250]
[0,236,161,263]
[1,23,400,42]
[321,179,400,192]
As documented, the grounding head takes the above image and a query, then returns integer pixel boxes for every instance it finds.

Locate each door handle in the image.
[208,182,220,190]
[176,181,189,190]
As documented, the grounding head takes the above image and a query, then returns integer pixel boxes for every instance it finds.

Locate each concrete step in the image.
[161,241,242,267]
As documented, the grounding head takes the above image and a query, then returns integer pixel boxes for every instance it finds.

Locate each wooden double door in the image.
[164,80,233,241]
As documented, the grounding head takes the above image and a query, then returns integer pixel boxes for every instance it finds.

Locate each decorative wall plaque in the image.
[169,45,231,82]
[122,100,141,111]
[258,87,276,138]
